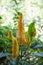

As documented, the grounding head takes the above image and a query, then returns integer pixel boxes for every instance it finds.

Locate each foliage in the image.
[13,0,24,23]
[0,0,43,65]
[0,22,43,65]
[28,21,36,38]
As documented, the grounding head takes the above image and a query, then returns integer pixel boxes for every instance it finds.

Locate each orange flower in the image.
[12,38,19,58]
[8,30,13,39]
[25,34,30,45]
[18,13,25,43]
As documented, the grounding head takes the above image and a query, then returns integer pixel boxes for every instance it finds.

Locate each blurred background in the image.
[0,0,43,41]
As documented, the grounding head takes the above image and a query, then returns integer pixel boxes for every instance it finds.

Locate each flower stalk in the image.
[12,38,19,58]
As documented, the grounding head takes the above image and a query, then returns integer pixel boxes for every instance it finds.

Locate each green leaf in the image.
[32,52,43,58]
[38,58,43,63]
[0,53,11,58]
[28,22,35,37]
